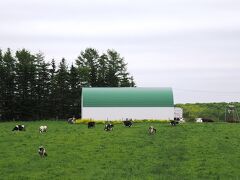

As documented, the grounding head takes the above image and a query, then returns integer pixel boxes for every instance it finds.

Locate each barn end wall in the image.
[82,107,174,120]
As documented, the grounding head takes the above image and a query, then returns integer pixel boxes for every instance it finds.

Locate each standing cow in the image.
[148,126,156,134]
[67,117,76,124]
[12,125,25,131]
[39,126,47,133]
[104,123,114,131]
[170,120,179,126]
[88,122,95,128]
[38,146,47,158]
[123,120,133,127]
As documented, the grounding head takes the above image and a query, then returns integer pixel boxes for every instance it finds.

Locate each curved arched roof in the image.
[82,87,174,107]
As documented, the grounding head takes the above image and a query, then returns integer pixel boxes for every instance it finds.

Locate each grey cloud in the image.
[1,0,240,103]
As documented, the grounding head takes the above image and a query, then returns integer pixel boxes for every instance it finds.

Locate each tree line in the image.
[0,48,135,121]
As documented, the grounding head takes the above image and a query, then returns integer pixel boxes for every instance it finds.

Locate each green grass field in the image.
[1,121,240,179]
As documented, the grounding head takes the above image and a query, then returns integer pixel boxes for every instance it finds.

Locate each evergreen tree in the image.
[76,48,99,87]
[105,49,135,87]
[55,58,70,119]
[2,49,16,120]
[49,59,57,119]
[129,76,136,87]
[97,54,108,87]
[0,49,4,120]
[15,49,37,120]
[69,64,82,117]
[35,53,51,119]
[105,50,120,87]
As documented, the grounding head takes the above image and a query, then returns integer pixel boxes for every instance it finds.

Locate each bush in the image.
[75,119,170,124]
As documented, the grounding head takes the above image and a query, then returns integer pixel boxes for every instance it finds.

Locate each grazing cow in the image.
[179,118,185,123]
[38,146,47,158]
[202,118,214,122]
[12,125,25,131]
[104,123,114,131]
[88,122,95,128]
[67,117,76,124]
[148,126,156,134]
[196,118,214,123]
[196,118,203,123]
[170,120,179,126]
[39,126,47,133]
[123,120,133,127]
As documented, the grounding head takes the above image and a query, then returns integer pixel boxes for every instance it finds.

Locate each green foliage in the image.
[75,119,170,124]
[0,48,136,121]
[76,48,135,87]
[176,102,240,122]
[1,121,240,179]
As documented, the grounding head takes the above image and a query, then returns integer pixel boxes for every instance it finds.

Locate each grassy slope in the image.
[0,121,240,179]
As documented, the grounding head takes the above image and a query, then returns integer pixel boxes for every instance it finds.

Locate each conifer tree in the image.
[55,58,70,119]
[15,49,36,120]
[2,49,16,120]
[35,53,51,119]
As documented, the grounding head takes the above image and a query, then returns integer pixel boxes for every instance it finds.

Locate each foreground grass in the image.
[0,121,240,179]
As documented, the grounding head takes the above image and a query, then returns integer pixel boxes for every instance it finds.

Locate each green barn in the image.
[82,87,174,120]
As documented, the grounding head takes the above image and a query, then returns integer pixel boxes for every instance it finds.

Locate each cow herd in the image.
[11,119,183,158]
[12,124,48,158]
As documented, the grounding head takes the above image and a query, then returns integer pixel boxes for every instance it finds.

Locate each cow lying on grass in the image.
[88,122,95,128]
[38,146,47,158]
[149,126,156,134]
[123,120,133,127]
[104,123,114,131]
[196,118,214,123]
[170,120,179,126]
[39,126,47,133]
[12,125,25,131]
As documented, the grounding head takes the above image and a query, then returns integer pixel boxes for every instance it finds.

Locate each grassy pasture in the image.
[1,121,240,179]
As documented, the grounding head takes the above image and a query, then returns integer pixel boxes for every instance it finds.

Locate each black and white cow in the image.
[67,117,76,124]
[12,125,25,131]
[202,118,214,122]
[88,122,95,128]
[38,146,47,158]
[170,120,179,126]
[104,123,114,131]
[123,120,133,127]
[148,126,156,134]
[39,126,47,133]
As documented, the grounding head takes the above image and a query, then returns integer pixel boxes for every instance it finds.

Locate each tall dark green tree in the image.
[106,49,135,87]
[55,58,70,119]
[15,49,37,120]
[35,53,51,119]
[97,54,108,86]
[76,48,99,87]
[2,49,16,120]
[105,50,120,87]
[0,49,5,120]
[49,59,57,119]
[69,64,82,117]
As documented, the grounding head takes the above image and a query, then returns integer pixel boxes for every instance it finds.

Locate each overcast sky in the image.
[1,0,240,103]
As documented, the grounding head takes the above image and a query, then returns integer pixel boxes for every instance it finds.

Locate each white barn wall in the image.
[82,107,174,120]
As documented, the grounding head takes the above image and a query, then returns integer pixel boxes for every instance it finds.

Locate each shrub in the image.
[75,119,170,124]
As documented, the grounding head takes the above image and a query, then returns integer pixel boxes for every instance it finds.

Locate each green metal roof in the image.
[82,87,174,107]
